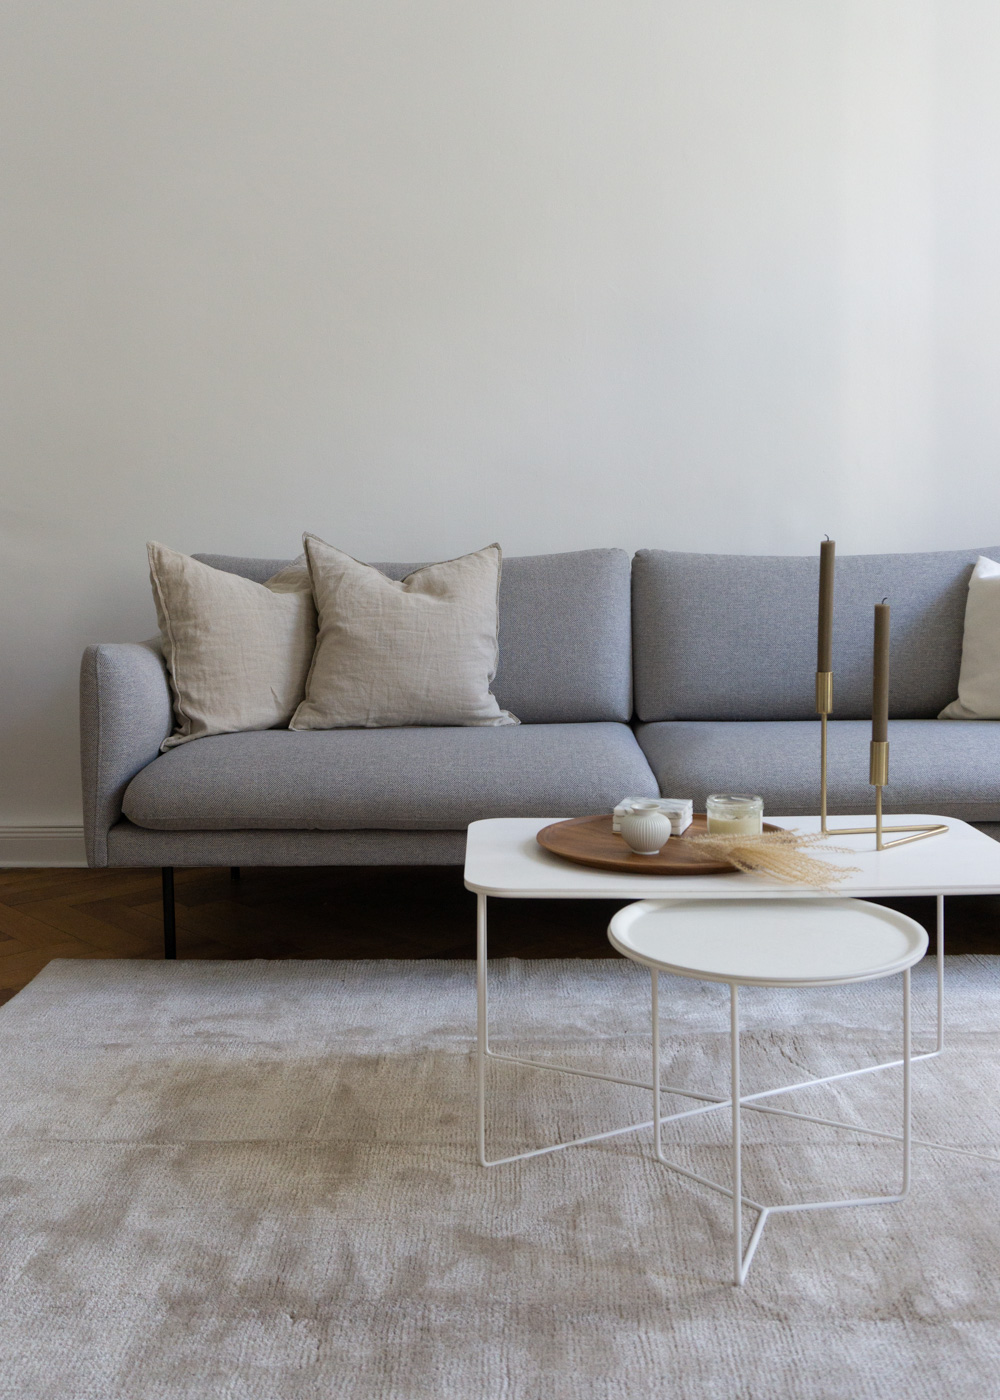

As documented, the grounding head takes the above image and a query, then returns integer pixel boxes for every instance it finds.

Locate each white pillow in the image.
[289,535,518,729]
[939,555,1000,720]
[148,542,316,749]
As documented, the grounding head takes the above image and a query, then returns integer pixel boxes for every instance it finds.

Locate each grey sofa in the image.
[80,544,1000,954]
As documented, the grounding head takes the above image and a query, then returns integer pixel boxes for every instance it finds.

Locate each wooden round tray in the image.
[536,814,780,876]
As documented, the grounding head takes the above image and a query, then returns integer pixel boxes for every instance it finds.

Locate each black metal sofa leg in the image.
[162,867,177,960]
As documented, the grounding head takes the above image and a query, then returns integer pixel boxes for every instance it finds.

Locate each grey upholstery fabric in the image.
[191,556,293,584]
[80,643,174,866]
[121,723,658,831]
[637,719,1000,820]
[632,547,1000,722]
[194,549,633,723]
[106,822,468,867]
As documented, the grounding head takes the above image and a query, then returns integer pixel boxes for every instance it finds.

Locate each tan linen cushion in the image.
[289,535,518,729]
[148,542,316,749]
[939,555,1000,720]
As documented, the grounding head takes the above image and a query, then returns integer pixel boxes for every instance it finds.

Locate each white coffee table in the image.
[464,815,1000,1172]
[608,897,928,1284]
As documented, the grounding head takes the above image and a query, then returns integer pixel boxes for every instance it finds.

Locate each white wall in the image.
[2,1,1000,831]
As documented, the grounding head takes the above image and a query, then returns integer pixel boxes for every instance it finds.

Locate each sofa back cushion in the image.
[194,548,633,723]
[632,547,1000,722]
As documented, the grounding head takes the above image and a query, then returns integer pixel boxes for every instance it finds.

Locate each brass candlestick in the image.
[818,710,947,851]
[870,739,889,850]
[816,670,832,834]
[815,553,946,851]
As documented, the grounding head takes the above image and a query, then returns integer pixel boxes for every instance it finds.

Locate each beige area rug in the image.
[2,956,1000,1399]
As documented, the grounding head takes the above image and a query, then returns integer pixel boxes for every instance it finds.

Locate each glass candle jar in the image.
[706,793,764,835]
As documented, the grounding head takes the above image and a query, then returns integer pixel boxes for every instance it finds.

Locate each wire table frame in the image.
[476,892,946,1169]
[607,898,925,1284]
[474,889,1000,1282]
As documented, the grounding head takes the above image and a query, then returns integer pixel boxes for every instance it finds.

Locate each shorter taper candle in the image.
[818,538,835,673]
[872,601,890,744]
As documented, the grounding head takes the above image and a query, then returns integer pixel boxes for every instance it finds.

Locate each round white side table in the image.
[607,897,928,1285]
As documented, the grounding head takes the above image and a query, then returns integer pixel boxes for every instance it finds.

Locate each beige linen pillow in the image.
[148,542,316,749]
[289,535,518,729]
[939,555,1000,720]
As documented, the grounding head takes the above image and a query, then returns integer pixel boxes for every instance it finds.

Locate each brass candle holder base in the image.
[829,775,949,852]
[816,672,946,852]
[828,804,948,852]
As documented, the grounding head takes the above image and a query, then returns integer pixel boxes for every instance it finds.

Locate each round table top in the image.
[607,898,928,986]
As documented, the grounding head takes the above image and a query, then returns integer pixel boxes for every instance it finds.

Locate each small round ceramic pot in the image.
[619,805,671,855]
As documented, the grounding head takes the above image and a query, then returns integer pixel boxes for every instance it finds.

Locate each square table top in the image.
[464,815,1000,900]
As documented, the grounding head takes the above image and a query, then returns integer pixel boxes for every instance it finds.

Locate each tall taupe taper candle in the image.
[872,601,890,744]
[818,539,835,672]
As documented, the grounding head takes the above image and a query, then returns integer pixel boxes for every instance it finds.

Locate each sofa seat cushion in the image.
[121,723,658,831]
[636,719,1000,821]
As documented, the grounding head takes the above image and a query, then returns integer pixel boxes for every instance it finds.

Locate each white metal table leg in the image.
[478,892,662,1167]
[731,983,743,1286]
[936,894,945,1054]
[476,892,488,1167]
[652,969,661,1161]
[903,967,912,1196]
[654,967,916,1284]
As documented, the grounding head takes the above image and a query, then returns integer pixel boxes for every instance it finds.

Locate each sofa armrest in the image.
[80,642,173,866]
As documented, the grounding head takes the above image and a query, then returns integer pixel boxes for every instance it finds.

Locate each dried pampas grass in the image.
[683,829,860,887]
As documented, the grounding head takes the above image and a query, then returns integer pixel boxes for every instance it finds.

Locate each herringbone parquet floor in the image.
[0,866,997,1006]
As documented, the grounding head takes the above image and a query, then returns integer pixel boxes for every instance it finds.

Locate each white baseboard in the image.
[0,827,87,868]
